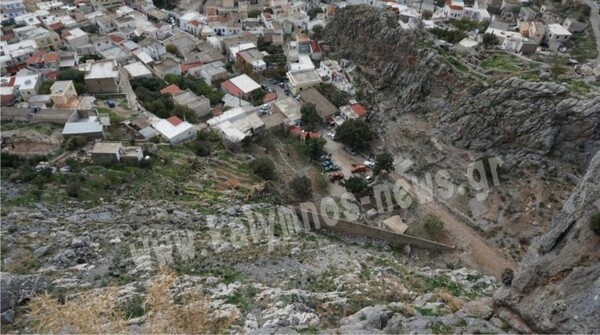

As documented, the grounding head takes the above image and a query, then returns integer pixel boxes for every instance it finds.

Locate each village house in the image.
[138,37,166,61]
[50,80,78,106]
[123,62,153,79]
[152,115,196,144]
[84,60,121,94]
[173,89,211,118]
[237,48,267,72]
[26,51,60,74]
[0,40,38,75]
[207,106,265,143]
[197,61,229,84]
[340,102,367,120]
[91,0,125,10]
[286,68,321,94]
[298,88,338,124]
[562,18,587,33]
[96,15,117,34]
[544,23,572,50]
[1,0,27,23]
[502,36,537,54]
[220,74,261,99]
[162,32,199,57]
[153,58,181,79]
[62,110,106,139]
[91,141,143,165]
[14,73,41,101]
[62,28,90,51]
[273,96,302,126]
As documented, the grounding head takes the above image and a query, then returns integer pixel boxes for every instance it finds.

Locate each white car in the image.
[327,132,335,140]
[364,160,375,168]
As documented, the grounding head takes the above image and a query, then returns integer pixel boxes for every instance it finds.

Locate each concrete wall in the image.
[0,107,78,124]
[295,208,455,252]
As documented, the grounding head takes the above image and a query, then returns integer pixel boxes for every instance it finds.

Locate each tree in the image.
[343,176,368,194]
[263,7,274,14]
[374,151,394,175]
[80,54,102,63]
[289,175,312,200]
[166,44,179,55]
[303,136,326,160]
[482,33,499,48]
[250,88,266,105]
[300,103,321,131]
[307,6,323,20]
[422,10,433,20]
[335,119,374,151]
[550,63,567,77]
[39,80,54,94]
[312,25,324,40]
[590,212,600,235]
[423,214,444,239]
[65,136,87,150]
[248,9,262,18]
[249,157,276,180]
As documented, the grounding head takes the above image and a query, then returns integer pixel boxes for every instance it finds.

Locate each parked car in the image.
[364,160,375,168]
[345,147,357,156]
[327,132,335,140]
[324,164,341,172]
[351,165,367,173]
[329,172,344,182]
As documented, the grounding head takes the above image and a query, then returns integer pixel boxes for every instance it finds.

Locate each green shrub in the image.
[65,136,87,150]
[289,175,312,200]
[249,157,276,180]
[423,214,444,239]
[501,268,514,286]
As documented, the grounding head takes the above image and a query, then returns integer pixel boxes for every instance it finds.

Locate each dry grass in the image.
[436,289,464,312]
[28,289,126,333]
[27,270,235,334]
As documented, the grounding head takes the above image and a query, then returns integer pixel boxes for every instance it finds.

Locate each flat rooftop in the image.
[85,61,119,79]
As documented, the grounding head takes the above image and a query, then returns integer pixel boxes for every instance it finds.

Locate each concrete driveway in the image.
[320,128,369,197]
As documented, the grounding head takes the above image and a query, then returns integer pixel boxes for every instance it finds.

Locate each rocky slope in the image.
[495,151,600,333]
[1,200,521,333]
[324,6,600,167]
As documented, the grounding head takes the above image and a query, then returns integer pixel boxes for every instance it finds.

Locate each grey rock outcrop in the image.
[495,151,600,333]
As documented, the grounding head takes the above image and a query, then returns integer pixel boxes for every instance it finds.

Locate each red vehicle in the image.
[351,165,367,173]
[329,172,345,182]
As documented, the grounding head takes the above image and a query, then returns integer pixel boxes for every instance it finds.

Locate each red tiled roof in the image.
[220,80,242,97]
[289,126,302,136]
[262,92,277,103]
[109,34,125,43]
[26,51,60,65]
[48,22,64,31]
[300,131,321,141]
[262,12,272,19]
[310,40,321,53]
[46,71,58,81]
[189,19,201,27]
[1,77,16,87]
[160,84,182,96]
[61,31,72,38]
[181,61,203,74]
[167,115,183,126]
[351,103,367,118]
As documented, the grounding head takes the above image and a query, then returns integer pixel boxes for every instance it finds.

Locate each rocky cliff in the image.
[495,151,600,333]
[324,6,600,167]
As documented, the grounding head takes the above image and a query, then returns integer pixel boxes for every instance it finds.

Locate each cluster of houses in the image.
[426,0,586,56]
[0,0,390,161]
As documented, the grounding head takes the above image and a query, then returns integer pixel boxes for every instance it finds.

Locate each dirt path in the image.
[322,135,516,277]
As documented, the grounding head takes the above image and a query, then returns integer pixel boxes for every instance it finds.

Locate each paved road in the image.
[582,0,600,61]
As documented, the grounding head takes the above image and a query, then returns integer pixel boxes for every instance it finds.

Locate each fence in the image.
[295,208,455,252]
[0,107,82,124]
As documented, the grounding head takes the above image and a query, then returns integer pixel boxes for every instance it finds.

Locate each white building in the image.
[286,69,321,94]
[63,28,90,50]
[1,0,27,23]
[14,74,41,101]
[207,106,265,143]
[123,62,153,78]
[152,116,196,144]
[545,23,572,44]
[180,11,205,35]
